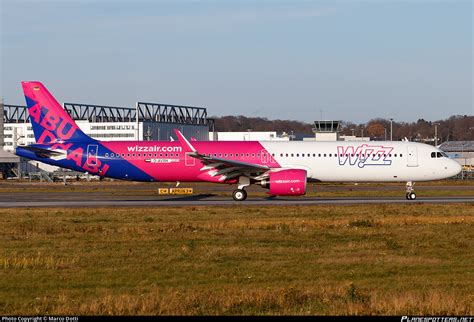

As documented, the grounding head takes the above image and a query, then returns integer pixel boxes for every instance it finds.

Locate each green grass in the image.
[0,204,473,315]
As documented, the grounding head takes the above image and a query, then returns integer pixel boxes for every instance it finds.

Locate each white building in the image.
[3,121,139,150]
[209,131,289,141]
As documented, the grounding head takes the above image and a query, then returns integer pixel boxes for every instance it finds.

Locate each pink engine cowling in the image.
[261,169,307,196]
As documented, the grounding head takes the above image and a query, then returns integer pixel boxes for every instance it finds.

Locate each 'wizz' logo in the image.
[337,144,394,168]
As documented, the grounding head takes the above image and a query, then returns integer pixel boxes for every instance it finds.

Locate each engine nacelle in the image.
[260,169,307,196]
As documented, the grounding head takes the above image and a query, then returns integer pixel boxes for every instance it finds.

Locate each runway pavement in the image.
[0,194,473,207]
[0,181,472,207]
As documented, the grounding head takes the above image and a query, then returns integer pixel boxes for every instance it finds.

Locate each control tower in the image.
[312,120,341,141]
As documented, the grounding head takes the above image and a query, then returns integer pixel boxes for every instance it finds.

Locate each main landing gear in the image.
[232,189,247,201]
[232,176,250,201]
[405,181,416,200]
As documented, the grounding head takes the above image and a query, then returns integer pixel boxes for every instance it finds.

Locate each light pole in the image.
[389,118,393,141]
[433,123,440,146]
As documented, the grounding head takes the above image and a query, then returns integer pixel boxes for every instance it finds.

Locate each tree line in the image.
[212,115,474,143]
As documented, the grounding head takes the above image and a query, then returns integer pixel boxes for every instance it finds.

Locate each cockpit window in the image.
[431,151,447,158]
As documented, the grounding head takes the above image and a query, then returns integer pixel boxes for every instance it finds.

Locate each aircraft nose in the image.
[449,160,462,177]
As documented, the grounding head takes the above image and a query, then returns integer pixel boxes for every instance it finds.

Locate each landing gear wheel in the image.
[405,181,416,201]
[232,189,247,201]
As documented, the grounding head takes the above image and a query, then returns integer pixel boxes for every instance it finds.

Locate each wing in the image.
[173,129,272,182]
[189,152,271,181]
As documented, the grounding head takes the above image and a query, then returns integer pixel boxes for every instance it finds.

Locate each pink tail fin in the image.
[22,81,91,144]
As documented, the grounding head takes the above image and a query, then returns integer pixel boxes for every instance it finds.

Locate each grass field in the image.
[1,203,473,315]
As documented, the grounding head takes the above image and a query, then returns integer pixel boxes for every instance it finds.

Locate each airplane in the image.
[15,81,462,201]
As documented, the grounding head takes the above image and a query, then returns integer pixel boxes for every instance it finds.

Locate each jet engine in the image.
[260,169,307,196]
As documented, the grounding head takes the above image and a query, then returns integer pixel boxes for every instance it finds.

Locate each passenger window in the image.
[324,154,326,157]
[431,152,436,158]
[437,152,443,158]
[111,153,114,157]
[252,153,255,157]
[105,153,109,157]
[329,154,332,157]
[280,153,283,157]
[285,154,288,157]
[296,154,299,157]
[400,154,403,157]
[394,154,397,157]
[291,154,294,157]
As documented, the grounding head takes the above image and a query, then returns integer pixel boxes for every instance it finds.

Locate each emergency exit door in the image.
[406,145,418,167]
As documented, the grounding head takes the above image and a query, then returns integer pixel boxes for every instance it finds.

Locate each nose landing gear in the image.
[406,181,416,200]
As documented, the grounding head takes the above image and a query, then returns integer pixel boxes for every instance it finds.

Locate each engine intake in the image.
[260,169,307,196]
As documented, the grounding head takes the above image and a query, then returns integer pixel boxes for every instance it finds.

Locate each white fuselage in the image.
[260,141,461,182]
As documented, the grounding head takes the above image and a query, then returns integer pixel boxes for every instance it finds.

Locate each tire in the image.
[232,189,247,201]
[409,192,416,200]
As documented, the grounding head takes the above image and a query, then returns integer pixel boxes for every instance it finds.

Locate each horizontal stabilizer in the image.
[17,146,64,159]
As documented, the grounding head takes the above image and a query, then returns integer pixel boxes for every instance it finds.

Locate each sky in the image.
[0,0,472,124]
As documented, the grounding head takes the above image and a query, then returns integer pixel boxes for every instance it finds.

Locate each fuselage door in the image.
[185,152,195,166]
[86,144,98,166]
[407,145,418,167]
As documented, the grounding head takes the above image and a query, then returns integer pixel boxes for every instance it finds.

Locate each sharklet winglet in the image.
[174,129,197,153]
